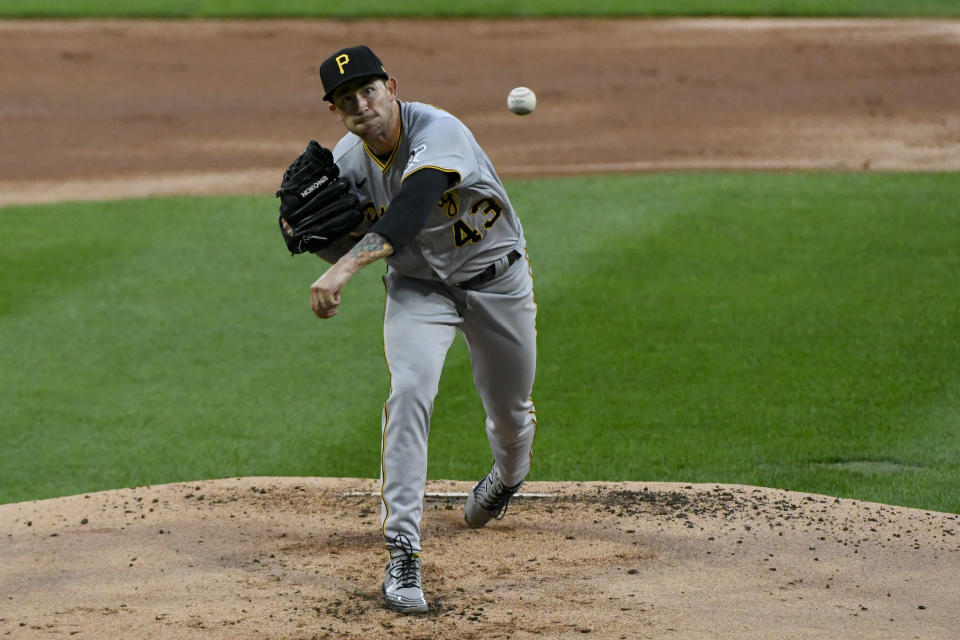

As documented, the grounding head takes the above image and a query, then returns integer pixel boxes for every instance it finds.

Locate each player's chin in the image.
[349,117,372,131]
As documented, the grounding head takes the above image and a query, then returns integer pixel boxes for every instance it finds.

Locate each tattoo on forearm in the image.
[349,233,394,265]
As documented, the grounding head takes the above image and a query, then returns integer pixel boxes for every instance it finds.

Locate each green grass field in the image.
[2,173,958,512]
[1,0,958,17]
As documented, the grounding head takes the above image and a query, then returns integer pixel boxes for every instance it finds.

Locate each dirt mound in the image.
[1,477,957,639]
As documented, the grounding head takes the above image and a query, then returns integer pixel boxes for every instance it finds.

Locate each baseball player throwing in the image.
[293,45,539,613]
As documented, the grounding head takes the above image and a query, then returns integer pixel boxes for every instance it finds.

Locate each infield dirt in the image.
[3,478,959,639]
[1,18,959,206]
[1,18,959,639]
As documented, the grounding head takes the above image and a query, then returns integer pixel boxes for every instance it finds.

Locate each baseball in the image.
[507,86,536,115]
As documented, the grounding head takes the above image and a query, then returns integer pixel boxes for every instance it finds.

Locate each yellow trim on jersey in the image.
[380,276,395,557]
[400,165,461,186]
[524,245,539,468]
[380,396,391,551]
[528,406,538,466]
[364,138,400,172]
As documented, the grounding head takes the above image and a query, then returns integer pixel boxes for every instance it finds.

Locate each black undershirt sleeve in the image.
[368,168,457,250]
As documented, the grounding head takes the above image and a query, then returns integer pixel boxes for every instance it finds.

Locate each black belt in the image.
[455,250,522,289]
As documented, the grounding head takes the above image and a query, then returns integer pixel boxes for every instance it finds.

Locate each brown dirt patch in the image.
[2,478,958,639]
[1,18,959,206]
[1,17,959,639]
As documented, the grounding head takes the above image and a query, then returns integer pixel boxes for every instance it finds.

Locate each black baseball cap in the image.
[319,45,388,102]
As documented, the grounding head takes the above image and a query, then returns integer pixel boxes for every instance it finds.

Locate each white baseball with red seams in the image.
[507,86,536,115]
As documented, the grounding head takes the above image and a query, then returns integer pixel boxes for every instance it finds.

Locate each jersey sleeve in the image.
[369,168,454,250]
[400,114,478,187]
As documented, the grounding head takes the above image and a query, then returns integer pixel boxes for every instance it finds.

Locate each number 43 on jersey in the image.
[452,198,502,247]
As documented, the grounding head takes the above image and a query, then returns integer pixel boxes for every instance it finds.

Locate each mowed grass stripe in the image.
[513,172,959,512]
[1,172,958,512]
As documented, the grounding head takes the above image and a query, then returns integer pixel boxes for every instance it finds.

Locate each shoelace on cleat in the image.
[388,534,421,589]
[474,473,522,520]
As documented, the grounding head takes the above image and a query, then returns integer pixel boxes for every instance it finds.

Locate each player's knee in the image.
[486,403,535,433]
[388,374,441,412]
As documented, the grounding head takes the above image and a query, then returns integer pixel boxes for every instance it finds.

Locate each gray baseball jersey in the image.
[332,100,526,283]
[329,99,538,559]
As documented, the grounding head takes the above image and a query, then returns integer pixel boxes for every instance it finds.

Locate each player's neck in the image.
[364,100,401,157]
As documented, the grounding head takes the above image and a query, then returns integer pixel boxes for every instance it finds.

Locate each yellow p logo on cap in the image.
[336,54,350,74]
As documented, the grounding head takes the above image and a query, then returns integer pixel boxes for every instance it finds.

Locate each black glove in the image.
[276,140,364,255]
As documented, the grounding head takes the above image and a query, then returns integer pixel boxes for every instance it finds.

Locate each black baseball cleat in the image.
[464,465,524,528]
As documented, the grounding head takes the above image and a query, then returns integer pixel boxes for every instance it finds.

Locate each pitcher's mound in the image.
[1,477,957,639]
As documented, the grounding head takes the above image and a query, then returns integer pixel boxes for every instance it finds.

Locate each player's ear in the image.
[328,102,349,127]
[385,77,397,97]
[328,102,346,123]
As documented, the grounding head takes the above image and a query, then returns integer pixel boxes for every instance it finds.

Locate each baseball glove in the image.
[276,140,364,256]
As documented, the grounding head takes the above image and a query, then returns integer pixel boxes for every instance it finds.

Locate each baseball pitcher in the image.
[275,45,538,614]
